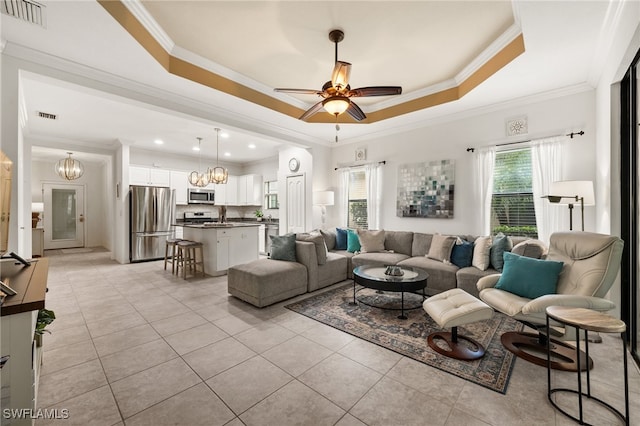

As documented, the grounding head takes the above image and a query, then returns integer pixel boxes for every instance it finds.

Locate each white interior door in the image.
[286,174,305,233]
[43,183,85,249]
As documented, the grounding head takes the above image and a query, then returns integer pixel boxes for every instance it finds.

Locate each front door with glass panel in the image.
[43,183,85,249]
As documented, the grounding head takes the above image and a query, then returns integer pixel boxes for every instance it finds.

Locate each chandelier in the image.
[54,152,84,180]
[188,137,210,187]
[208,128,228,184]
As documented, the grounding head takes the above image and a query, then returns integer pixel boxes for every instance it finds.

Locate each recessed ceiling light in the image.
[193,146,200,151]
[224,152,231,157]
[154,139,164,145]
[248,144,256,149]
[221,132,230,138]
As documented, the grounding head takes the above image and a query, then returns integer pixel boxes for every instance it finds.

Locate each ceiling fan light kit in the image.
[274,29,402,123]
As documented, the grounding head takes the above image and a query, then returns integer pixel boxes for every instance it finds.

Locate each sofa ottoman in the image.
[228,259,308,307]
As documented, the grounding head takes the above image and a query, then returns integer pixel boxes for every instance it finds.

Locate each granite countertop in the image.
[175,222,262,229]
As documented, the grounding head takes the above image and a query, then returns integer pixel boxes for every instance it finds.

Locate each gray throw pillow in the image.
[270,233,297,262]
[297,233,328,265]
[427,234,456,262]
[490,233,513,272]
[319,229,337,251]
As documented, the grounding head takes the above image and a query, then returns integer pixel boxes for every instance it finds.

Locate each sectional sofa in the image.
[227,228,546,307]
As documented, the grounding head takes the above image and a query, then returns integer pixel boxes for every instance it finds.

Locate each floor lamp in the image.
[543,180,595,231]
[313,191,334,229]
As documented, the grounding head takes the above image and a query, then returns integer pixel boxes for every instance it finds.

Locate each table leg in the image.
[576,325,584,424]
[398,290,407,320]
[349,279,357,306]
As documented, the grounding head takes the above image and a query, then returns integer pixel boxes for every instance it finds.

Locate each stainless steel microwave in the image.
[187,188,215,204]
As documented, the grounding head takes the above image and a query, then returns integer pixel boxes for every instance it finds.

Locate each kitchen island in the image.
[177,223,260,276]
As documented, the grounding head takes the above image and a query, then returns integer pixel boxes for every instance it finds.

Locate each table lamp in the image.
[313,191,334,228]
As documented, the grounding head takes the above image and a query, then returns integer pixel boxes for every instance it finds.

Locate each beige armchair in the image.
[477,231,624,371]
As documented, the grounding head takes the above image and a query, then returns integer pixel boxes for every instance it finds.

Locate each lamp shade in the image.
[31,202,44,213]
[549,181,595,206]
[313,190,335,206]
[322,96,350,115]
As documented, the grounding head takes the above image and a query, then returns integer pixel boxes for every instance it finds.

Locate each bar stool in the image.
[164,238,182,274]
[176,240,205,279]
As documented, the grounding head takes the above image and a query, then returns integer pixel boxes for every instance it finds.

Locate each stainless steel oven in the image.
[187,188,215,204]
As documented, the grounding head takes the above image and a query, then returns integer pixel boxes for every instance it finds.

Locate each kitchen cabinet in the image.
[170,171,189,205]
[32,228,44,257]
[129,166,170,187]
[182,224,259,276]
[237,174,262,206]
[224,175,238,205]
[258,224,266,254]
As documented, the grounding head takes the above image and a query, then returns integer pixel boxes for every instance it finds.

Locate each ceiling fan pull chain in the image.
[335,115,340,143]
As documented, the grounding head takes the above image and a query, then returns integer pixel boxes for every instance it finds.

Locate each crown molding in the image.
[3,41,325,146]
[122,0,174,54]
[339,83,594,146]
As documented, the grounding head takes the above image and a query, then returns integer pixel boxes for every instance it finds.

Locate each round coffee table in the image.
[352,265,428,319]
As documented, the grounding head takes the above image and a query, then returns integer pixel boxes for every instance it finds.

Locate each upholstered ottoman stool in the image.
[423,288,494,360]
[228,259,308,308]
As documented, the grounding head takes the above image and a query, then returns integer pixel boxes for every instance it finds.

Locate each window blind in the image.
[348,170,368,229]
[491,149,538,237]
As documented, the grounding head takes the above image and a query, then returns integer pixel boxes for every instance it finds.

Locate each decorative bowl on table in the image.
[384,265,404,276]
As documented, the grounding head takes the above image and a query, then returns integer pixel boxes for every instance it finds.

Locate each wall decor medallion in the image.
[397,160,455,218]
[355,148,366,161]
[506,116,528,136]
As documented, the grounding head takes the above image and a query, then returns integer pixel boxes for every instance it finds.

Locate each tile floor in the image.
[35,248,640,426]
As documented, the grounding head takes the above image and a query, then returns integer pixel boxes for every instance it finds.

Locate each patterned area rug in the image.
[285,283,523,394]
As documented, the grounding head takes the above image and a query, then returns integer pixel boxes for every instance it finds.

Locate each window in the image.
[491,148,538,237]
[348,169,368,229]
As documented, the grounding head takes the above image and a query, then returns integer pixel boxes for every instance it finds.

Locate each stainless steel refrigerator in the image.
[129,185,175,262]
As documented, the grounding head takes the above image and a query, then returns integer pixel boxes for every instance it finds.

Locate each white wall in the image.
[329,89,597,236]
[30,158,109,249]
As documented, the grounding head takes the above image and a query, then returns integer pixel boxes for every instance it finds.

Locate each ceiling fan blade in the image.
[299,101,325,121]
[331,61,352,89]
[347,86,402,97]
[346,102,366,122]
[274,88,323,95]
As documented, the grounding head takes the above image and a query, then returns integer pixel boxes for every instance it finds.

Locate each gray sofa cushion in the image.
[297,232,328,265]
[228,259,308,307]
[317,253,348,290]
[411,233,433,257]
[456,266,499,298]
[320,229,337,251]
[427,234,457,262]
[352,252,411,269]
[397,256,458,294]
[332,249,356,278]
[384,231,414,256]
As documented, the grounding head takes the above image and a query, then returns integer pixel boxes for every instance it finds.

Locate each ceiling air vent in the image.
[1,0,46,28]
[37,111,57,120]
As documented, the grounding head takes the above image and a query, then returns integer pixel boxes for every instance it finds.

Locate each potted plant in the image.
[254,209,264,221]
[34,308,55,347]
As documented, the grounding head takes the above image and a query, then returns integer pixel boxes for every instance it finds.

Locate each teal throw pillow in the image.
[495,252,563,299]
[450,238,474,268]
[270,233,297,262]
[490,233,513,272]
[347,229,361,253]
[335,228,348,250]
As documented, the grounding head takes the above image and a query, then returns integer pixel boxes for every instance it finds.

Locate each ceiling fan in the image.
[274,29,402,122]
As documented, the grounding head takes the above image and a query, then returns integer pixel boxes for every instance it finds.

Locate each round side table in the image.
[545,306,629,425]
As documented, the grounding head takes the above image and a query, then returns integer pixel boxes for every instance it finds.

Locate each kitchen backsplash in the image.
[175,204,279,220]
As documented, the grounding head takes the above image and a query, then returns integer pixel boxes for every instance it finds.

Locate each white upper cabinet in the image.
[170,171,189,205]
[225,175,238,205]
[237,174,262,206]
[130,166,170,187]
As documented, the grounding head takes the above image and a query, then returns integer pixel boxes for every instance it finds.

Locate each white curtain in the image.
[474,147,496,236]
[531,136,567,243]
[364,163,382,230]
[338,169,350,227]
